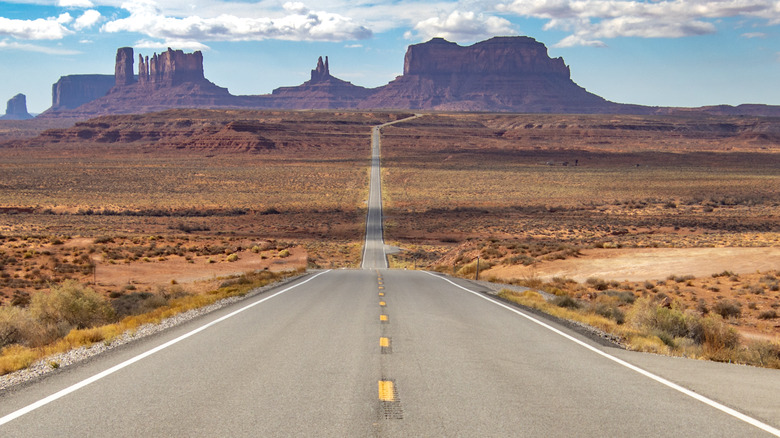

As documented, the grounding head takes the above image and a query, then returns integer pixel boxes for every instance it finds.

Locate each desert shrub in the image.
[758,310,778,320]
[629,297,738,351]
[590,303,625,324]
[712,271,734,278]
[713,300,742,319]
[586,277,609,291]
[10,291,31,307]
[30,281,115,333]
[226,253,239,262]
[669,275,695,283]
[94,236,114,244]
[749,341,780,368]
[0,306,26,347]
[456,259,493,277]
[687,316,739,353]
[601,289,636,304]
[552,295,580,309]
[111,292,168,318]
[502,254,536,266]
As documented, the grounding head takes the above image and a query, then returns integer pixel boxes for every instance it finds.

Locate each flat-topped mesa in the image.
[137,48,205,86]
[403,37,571,77]
[310,56,331,83]
[1,93,33,120]
[51,74,115,110]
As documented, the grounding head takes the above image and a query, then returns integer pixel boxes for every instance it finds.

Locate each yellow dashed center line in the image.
[378,380,395,402]
[378,286,384,290]
[379,337,390,347]
[378,292,384,297]
[380,314,388,322]
[379,301,386,306]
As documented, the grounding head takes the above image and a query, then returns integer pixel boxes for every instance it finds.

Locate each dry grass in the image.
[499,275,780,369]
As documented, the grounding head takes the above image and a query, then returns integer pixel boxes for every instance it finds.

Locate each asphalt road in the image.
[1,269,779,436]
[1,118,779,436]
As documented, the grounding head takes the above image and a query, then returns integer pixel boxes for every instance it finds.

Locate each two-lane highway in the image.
[362,115,420,269]
[1,117,779,436]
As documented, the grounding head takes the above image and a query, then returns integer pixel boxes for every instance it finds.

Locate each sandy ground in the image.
[483,247,780,282]
[94,247,307,293]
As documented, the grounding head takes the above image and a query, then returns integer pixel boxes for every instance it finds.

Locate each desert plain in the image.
[0,109,779,366]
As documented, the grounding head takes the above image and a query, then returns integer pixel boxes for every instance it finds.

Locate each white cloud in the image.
[0,15,73,40]
[101,0,373,42]
[134,38,210,51]
[741,31,767,38]
[496,0,780,46]
[408,10,516,42]
[56,13,73,25]
[73,10,102,30]
[58,0,95,7]
[554,34,606,48]
[0,39,81,54]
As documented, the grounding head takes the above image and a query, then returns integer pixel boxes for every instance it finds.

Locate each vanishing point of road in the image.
[1,116,779,436]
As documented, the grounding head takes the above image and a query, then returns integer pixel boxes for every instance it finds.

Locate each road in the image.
[362,115,420,269]
[1,118,779,436]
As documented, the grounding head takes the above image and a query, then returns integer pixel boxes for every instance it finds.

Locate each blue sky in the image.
[1,0,779,113]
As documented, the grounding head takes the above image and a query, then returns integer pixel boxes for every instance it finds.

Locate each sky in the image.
[1,0,779,114]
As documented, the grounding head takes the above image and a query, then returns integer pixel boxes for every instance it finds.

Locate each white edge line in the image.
[0,270,331,427]
[423,271,780,437]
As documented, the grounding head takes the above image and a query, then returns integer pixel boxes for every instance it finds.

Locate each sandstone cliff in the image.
[359,37,636,113]
[137,48,205,86]
[115,47,135,86]
[1,93,33,120]
[39,47,251,118]
[33,38,780,118]
[49,75,115,111]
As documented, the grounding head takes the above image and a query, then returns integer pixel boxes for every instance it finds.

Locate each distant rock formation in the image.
[32,38,780,118]
[49,75,115,111]
[311,56,330,82]
[1,93,33,120]
[115,47,135,86]
[38,47,244,118]
[137,48,205,86]
[359,36,634,113]
[269,56,371,109]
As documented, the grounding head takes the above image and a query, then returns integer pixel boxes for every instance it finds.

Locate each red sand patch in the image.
[483,247,780,282]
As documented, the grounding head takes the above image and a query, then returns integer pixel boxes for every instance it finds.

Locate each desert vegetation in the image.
[0,269,303,375]
[0,110,395,374]
[381,113,779,362]
[495,269,780,368]
[1,110,779,371]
